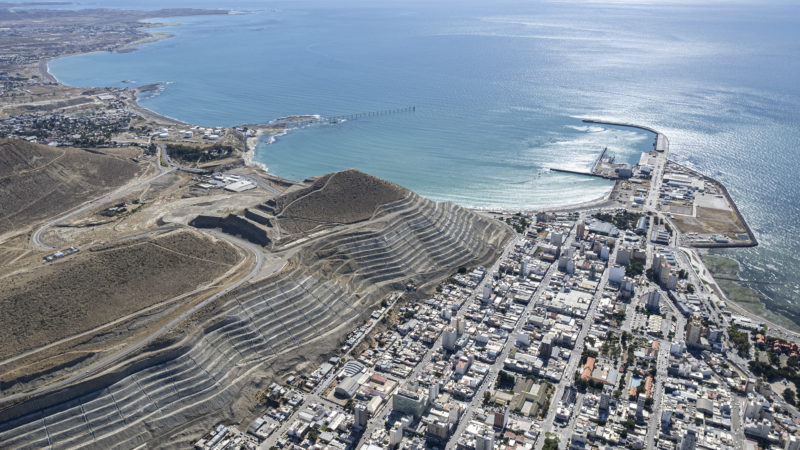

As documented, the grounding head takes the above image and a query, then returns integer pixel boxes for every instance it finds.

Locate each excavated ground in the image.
[0,168,513,449]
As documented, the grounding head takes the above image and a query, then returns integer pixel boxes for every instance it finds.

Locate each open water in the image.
[48,0,800,327]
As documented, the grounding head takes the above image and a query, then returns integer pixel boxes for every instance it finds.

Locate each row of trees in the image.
[728,324,752,356]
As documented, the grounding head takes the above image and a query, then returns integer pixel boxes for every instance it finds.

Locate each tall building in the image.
[744,395,762,420]
[389,422,404,447]
[746,377,756,394]
[354,403,369,429]
[680,427,697,450]
[609,266,625,285]
[659,265,671,286]
[426,420,450,440]
[539,333,554,359]
[667,272,678,291]
[685,316,703,347]
[661,410,672,429]
[353,403,369,430]
[493,406,510,430]
[576,222,585,240]
[442,328,457,351]
[646,289,660,312]
[482,283,492,302]
[392,389,428,419]
[429,381,440,403]
[475,428,495,450]
[599,387,611,411]
[455,317,465,336]
[653,254,664,276]
[521,256,530,277]
[636,393,646,419]
[616,247,632,266]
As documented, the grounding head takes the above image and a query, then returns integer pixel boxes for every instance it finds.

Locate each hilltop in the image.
[0,139,145,237]
[271,169,408,236]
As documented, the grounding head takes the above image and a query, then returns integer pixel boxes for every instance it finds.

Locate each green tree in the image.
[784,388,797,406]
[496,370,515,388]
[768,351,780,366]
[626,260,645,277]
[728,324,751,356]
[543,437,559,450]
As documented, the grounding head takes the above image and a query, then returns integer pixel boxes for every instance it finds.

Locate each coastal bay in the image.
[46,0,800,332]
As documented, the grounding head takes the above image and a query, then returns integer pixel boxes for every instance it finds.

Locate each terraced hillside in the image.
[0,139,144,237]
[297,192,509,293]
[0,170,512,448]
[191,169,409,246]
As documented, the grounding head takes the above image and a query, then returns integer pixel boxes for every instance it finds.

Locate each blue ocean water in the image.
[49,0,800,325]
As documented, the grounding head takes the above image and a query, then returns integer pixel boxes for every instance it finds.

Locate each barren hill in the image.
[0,229,241,362]
[0,139,144,236]
[271,168,407,235]
[0,169,513,448]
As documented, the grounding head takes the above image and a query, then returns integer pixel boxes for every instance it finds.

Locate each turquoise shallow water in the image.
[49,0,800,325]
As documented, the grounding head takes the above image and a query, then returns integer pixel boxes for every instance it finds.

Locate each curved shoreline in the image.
[41,30,792,339]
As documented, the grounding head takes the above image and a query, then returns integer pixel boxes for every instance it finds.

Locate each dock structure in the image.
[591,147,608,173]
[549,146,612,179]
[328,105,416,122]
[548,167,598,177]
[655,132,669,153]
[581,119,669,153]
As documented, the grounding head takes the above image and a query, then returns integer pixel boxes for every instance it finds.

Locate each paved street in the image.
[536,239,617,450]
[357,231,520,449]
[446,226,574,450]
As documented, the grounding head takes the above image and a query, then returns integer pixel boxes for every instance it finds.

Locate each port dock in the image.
[549,146,615,179]
[581,119,669,153]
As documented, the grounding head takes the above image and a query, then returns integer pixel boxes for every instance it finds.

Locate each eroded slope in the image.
[0,170,513,449]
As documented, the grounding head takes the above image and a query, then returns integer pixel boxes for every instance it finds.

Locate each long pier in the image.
[329,105,415,122]
[591,147,608,173]
[549,167,613,179]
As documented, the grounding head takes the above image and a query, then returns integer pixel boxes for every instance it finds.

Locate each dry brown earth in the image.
[671,206,746,236]
[0,229,242,360]
[273,169,406,237]
[0,139,145,236]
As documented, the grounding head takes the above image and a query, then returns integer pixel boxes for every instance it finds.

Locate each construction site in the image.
[0,138,512,448]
